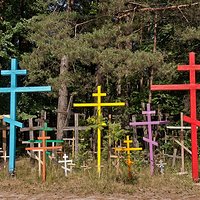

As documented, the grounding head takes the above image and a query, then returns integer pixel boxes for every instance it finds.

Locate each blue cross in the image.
[0,58,51,174]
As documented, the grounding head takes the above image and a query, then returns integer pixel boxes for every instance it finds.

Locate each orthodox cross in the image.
[156,160,166,175]
[129,103,167,176]
[23,139,63,177]
[166,112,191,175]
[0,58,51,174]
[74,85,125,177]
[63,113,87,159]
[115,135,142,178]
[25,123,62,182]
[58,153,74,176]
[151,52,200,182]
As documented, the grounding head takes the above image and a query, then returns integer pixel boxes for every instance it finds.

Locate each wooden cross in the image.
[156,160,166,175]
[35,110,47,130]
[74,85,125,177]
[81,161,92,172]
[166,112,191,174]
[130,103,167,176]
[110,154,121,175]
[115,135,142,178]
[58,153,74,176]
[20,118,41,162]
[25,123,62,182]
[151,52,200,182]
[0,115,10,163]
[0,58,51,174]
[63,113,87,159]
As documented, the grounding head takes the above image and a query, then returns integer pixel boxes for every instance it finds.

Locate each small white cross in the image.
[58,154,74,176]
[156,160,166,174]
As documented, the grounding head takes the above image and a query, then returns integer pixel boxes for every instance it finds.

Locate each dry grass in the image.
[0,156,197,197]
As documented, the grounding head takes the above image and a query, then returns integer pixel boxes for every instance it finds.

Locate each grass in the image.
[0,156,197,197]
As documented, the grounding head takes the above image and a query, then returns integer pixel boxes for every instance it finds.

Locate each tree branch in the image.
[115,2,199,19]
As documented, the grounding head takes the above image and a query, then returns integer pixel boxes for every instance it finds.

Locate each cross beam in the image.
[151,52,200,182]
[130,103,167,175]
[74,85,125,177]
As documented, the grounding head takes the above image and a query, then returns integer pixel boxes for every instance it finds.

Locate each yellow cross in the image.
[115,135,142,177]
[74,85,125,177]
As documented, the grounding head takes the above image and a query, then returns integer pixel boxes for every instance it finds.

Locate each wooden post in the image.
[108,114,112,161]
[172,148,177,167]
[63,113,87,159]
[74,113,79,158]
[132,115,139,148]
[0,115,10,163]
[20,118,41,163]
[180,112,185,173]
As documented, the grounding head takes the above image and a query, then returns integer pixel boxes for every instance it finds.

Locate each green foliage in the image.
[1,0,200,159]
[181,27,200,40]
[18,112,37,120]
[86,115,107,131]
[108,121,128,143]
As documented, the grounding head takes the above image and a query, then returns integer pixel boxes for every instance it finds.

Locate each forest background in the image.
[0,0,200,143]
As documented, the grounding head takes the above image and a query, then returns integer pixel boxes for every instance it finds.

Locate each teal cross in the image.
[40,122,53,132]
[0,58,51,174]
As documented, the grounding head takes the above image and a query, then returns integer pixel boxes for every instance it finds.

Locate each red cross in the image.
[151,52,200,182]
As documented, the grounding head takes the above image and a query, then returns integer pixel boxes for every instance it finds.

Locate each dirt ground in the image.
[0,184,200,200]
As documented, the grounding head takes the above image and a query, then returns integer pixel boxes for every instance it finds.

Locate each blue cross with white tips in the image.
[0,58,51,174]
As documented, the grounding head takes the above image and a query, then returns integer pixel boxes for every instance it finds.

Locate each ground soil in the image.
[0,181,200,200]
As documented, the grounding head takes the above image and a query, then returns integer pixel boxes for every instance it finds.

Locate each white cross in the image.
[58,154,74,176]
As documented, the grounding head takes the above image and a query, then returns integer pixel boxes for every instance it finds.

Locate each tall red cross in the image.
[151,52,200,182]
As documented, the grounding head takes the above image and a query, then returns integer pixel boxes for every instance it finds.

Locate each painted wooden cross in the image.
[26,123,62,182]
[166,112,191,174]
[0,58,51,174]
[156,160,166,175]
[63,113,87,159]
[23,139,63,176]
[74,85,125,177]
[115,135,142,178]
[58,153,74,176]
[129,103,167,176]
[151,52,200,182]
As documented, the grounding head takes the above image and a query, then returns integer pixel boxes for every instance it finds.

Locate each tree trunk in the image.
[148,13,157,103]
[56,55,69,140]
[68,0,74,11]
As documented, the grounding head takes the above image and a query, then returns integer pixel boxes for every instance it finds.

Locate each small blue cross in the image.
[0,58,51,174]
